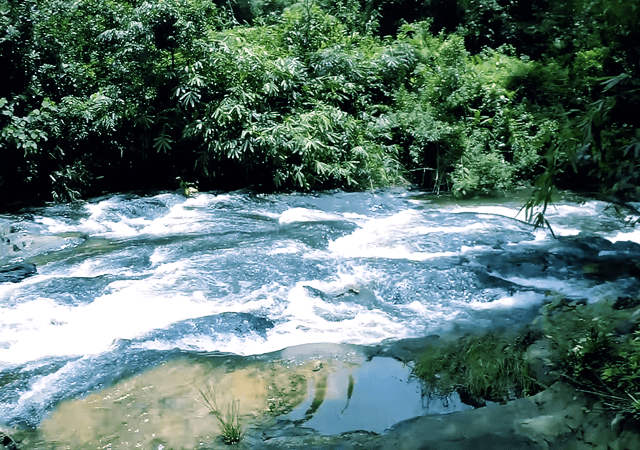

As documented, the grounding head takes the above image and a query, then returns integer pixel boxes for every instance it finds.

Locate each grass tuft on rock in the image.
[539,296,640,420]
[200,385,242,444]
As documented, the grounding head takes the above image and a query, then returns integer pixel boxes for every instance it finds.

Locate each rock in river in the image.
[0,263,37,283]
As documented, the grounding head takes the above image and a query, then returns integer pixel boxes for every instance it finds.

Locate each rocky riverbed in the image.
[2,333,639,450]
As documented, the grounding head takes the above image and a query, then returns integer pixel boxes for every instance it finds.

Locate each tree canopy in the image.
[1,0,638,210]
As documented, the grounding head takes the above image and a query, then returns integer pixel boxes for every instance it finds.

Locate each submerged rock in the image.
[469,234,640,298]
[0,263,36,283]
[139,312,275,341]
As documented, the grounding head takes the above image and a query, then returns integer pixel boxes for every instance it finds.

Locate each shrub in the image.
[451,132,515,197]
[383,24,548,194]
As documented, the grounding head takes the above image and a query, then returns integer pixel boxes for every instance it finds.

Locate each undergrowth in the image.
[539,296,640,419]
[413,295,640,420]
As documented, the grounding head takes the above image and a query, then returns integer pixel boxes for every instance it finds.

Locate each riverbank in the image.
[253,381,640,450]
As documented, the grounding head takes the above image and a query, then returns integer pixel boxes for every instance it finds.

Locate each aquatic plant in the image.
[265,367,307,416]
[200,385,242,444]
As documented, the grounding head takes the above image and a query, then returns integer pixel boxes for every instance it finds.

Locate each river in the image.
[1,188,639,447]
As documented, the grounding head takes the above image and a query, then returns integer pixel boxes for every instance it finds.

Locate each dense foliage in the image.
[1,0,638,208]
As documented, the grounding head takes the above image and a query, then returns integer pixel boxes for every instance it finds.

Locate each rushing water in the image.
[1,188,639,437]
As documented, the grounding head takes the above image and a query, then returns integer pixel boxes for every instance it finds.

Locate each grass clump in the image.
[200,385,242,445]
[413,332,541,403]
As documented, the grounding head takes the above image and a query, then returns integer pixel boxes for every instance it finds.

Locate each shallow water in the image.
[36,355,303,450]
[286,356,471,435]
[1,188,638,441]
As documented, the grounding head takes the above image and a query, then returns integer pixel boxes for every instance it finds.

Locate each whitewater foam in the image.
[608,228,640,244]
[278,207,366,225]
[0,276,223,365]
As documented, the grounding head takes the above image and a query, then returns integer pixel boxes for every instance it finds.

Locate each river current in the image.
[1,188,639,432]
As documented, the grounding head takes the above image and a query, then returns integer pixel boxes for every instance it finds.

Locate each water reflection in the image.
[288,357,472,435]
[34,349,470,448]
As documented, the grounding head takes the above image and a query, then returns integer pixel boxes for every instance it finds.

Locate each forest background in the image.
[1,0,639,212]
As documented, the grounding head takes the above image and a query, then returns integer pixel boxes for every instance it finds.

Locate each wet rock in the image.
[303,285,331,301]
[0,263,36,283]
[261,426,316,440]
[571,235,614,254]
[474,270,523,292]
[0,432,18,450]
[574,405,640,450]
[139,312,275,341]
[1,226,84,266]
[519,414,574,441]
[613,296,640,310]
[471,235,640,292]
[582,412,617,449]
[611,240,640,254]
[0,229,32,260]
[524,338,559,385]
[369,335,440,361]
[614,420,640,450]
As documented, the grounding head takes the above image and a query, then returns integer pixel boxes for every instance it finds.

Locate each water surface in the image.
[1,188,638,437]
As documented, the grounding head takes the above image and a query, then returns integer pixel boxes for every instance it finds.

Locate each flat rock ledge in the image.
[252,381,640,450]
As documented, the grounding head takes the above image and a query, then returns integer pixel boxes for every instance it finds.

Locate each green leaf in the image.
[601,73,630,92]
[153,134,174,153]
